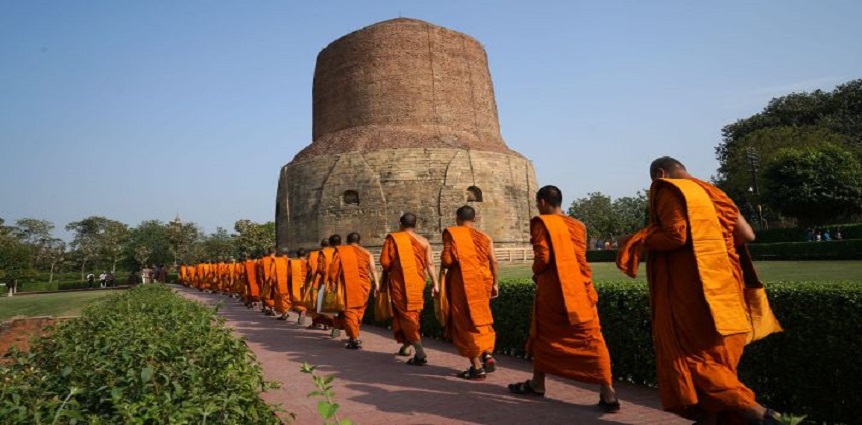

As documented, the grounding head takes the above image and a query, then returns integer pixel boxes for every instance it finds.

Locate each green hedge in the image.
[755,223,862,243]
[585,250,618,262]
[0,284,280,424]
[366,279,861,424]
[747,239,862,260]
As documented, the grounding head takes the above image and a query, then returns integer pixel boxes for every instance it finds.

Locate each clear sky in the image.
[2,1,860,239]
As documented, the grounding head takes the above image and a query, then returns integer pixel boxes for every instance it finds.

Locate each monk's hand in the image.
[490,284,499,299]
[432,285,440,298]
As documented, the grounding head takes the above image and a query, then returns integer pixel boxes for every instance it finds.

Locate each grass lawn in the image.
[0,290,115,322]
[499,261,862,283]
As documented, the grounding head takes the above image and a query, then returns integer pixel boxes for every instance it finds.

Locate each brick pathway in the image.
[176,286,687,425]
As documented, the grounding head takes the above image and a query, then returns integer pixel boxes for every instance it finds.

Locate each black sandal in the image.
[406,355,427,366]
[598,396,621,413]
[507,380,545,397]
[397,346,413,357]
[457,366,487,381]
[345,340,363,350]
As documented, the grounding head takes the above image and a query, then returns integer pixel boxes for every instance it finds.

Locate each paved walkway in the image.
[176,286,687,425]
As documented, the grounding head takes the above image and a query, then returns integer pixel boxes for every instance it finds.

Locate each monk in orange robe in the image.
[178,264,188,287]
[217,260,228,294]
[316,235,341,335]
[616,157,784,424]
[301,241,326,327]
[508,185,620,413]
[259,249,277,314]
[195,262,208,291]
[439,205,499,380]
[289,248,309,324]
[244,257,261,308]
[379,213,438,366]
[274,249,291,320]
[330,232,378,349]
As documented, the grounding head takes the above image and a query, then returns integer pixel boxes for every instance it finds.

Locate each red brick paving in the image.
[176,286,687,425]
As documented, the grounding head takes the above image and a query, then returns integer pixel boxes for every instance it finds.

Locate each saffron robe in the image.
[289,258,308,313]
[274,256,290,314]
[441,226,496,358]
[330,245,372,339]
[244,259,260,301]
[527,214,613,385]
[380,232,427,344]
[617,178,781,420]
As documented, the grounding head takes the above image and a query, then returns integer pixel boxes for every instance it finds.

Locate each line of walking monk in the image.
[178,157,787,424]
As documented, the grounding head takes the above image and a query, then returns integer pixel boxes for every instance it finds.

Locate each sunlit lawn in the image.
[499,261,862,283]
[0,291,115,322]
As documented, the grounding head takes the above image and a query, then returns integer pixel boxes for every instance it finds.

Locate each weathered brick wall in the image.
[295,18,514,162]
[275,18,539,251]
[276,148,538,250]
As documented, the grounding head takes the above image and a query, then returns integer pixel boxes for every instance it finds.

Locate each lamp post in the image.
[746,148,766,231]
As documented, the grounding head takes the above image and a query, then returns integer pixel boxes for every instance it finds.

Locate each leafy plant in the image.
[0,284,284,424]
[300,363,352,425]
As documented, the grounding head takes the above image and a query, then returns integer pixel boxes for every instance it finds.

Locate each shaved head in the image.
[536,185,563,208]
[456,205,476,222]
[650,156,687,180]
[400,213,417,229]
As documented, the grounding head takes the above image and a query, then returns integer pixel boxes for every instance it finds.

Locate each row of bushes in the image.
[586,239,862,262]
[747,239,862,260]
[753,223,862,243]
[0,284,282,424]
[365,279,861,425]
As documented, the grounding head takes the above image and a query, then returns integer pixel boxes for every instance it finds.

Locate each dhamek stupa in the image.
[276,18,538,249]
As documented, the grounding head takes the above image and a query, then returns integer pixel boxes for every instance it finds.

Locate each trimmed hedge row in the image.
[367,279,861,424]
[754,223,862,243]
[587,239,862,262]
[0,284,281,424]
[747,239,862,260]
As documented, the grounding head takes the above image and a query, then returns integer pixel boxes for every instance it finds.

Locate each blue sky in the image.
[2,1,860,239]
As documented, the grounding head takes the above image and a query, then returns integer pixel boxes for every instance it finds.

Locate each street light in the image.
[746,148,766,231]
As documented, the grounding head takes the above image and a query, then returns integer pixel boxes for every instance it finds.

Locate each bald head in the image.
[400,213,417,229]
[329,234,342,246]
[650,156,687,180]
[347,232,361,244]
[456,205,476,222]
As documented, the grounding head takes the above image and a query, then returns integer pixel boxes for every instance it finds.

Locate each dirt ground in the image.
[0,317,68,361]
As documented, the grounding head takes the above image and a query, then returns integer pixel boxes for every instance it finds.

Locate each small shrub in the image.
[0,284,282,424]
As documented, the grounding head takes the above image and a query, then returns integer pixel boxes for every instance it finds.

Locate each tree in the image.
[0,218,34,285]
[12,218,56,270]
[233,220,276,259]
[127,220,173,269]
[567,192,647,243]
[66,217,104,281]
[168,220,202,265]
[199,227,236,261]
[762,144,862,225]
[715,79,862,203]
[43,238,66,284]
[101,220,130,273]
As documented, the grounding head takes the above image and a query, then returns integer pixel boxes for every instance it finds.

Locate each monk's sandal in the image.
[598,396,621,413]
[345,340,362,350]
[481,353,497,373]
[406,355,427,366]
[457,366,486,381]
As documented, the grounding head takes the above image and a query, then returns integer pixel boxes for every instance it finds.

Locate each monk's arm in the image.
[733,214,756,244]
[425,243,439,287]
[440,232,456,268]
[644,188,688,251]
[530,221,551,278]
[367,251,379,290]
[379,239,394,272]
[303,257,315,288]
[488,239,499,298]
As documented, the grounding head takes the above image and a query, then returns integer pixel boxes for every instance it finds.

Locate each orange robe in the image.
[441,226,496,358]
[274,256,290,315]
[194,264,205,289]
[330,245,372,339]
[617,178,779,421]
[380,232,427,344]
[260,256,276,308]
[217,262,228,292]
[244,259,260,301]
[289,258,308,313]
[527,214,613,385]
[313,248,337,326]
